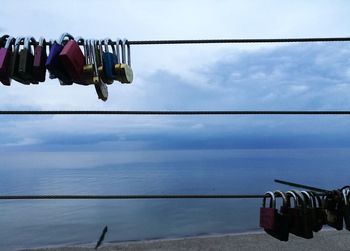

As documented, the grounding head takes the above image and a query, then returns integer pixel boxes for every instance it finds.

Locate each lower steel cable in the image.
[1,111,350,115]
[0,195,265,200]
[0,193,327,200]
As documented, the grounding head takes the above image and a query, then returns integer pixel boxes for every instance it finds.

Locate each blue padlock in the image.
[45,33,74,85]
[102,38,118,83]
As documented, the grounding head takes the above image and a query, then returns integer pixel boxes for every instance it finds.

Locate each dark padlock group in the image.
[0,33,134,101]
[260,187,350,241]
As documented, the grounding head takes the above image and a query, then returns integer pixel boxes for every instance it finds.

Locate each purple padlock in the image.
[0,36,15,86]
[46,33,74,85]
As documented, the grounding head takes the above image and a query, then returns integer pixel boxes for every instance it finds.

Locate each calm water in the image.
[1,149,350,250]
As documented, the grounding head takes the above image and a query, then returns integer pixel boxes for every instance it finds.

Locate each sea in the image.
[1,148,350,250]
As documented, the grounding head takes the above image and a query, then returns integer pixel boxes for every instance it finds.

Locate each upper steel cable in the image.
[128,37,350,45]
[0,111,350,115]
[19,37,350,46]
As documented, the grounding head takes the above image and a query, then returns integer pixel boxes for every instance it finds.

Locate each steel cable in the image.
[0,111,350,115]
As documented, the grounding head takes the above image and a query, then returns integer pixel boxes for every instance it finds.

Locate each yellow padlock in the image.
[113,39,133,84]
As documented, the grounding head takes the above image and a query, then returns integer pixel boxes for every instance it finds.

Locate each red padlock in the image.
[33,37,47,82]
[59,38,85,80]
[260,191,277,230]
[0,36,15,85]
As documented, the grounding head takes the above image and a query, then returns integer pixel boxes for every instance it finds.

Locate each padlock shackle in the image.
[104,38,112,53]
[115,38,123,64]
[24,37,37,50]
[0,34,9,47]
[274,190,287,206]
[286,191,298,208]
[308,191,322,208]
[97,39,104,65]
[14,37,25,52]
[262,191,275,208]
[305,191,317,208]
[4,36,15,49]
[38,37,46,47]
[58,33,74,45]
[75,37,84,44]
[90,40,99,77]
[48,39,55,49]
[342,189,349,206]
[123,39,131,66]
[84,39,90,65]
[300,191,313,208]
[291,189,306,208]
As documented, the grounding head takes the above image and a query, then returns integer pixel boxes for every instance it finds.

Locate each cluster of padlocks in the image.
[260,188,350,241]
[0,33,133,101]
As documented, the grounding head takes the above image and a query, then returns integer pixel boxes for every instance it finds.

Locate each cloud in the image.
[0,43,350,151]
[0,2,350,151]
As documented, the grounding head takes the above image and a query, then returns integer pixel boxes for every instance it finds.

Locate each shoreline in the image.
[28,229,350,251]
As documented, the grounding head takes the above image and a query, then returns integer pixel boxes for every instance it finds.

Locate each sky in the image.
[0,1,350,157]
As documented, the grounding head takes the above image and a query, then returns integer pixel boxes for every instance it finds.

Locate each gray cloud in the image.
[0,43,350,150]
[0,1,350,151]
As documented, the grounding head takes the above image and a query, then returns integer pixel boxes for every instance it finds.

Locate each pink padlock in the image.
[59,39,85,80]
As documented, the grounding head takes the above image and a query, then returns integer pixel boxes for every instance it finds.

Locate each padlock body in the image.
[74,64,95,85]
[114,64,133,83]
[33,45,47,82]
[18,48,34,83]
[59,40,85,80]
[264,210,289,242]
[0,48,12,85]
[324,192,344,230]
[281,206,313,239]
[46,42,72,85]
[343,205,350,231]
[325,209,343,230]
[94,82,108,101]
[103,52,117,81]
[10,50,29,84]
[260,207,277,230]
[98,65,113,85]
[311,208,325,232]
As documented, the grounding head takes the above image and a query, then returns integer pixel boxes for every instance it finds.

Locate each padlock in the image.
[292,190,313,239]
[260,191,277,231]
[281,191,313,239]
[306,191,325,232]
[102,38,117,83]
[113,39,133,84]
[281,191,299,235]
[10,37,31,85]
[97,39,113,85]
[90,39,108,101]
[73,37,90,85]
[33,37,47,82]
[341,187,350,231]
[324,190,343,230]
[48,40,57,80]
[79,38,95,85]
[18,36,38,84]
[0,36,15,86]
[264,190,289,242]
[59,36,85,80]
[46,32,74,85]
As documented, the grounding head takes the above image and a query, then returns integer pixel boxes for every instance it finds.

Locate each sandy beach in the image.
[26,230,350,251]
